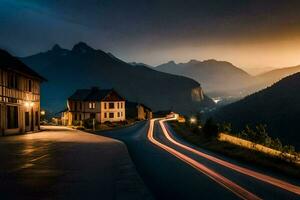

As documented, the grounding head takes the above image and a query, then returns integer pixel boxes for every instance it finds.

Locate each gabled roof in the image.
[68,87,125,101]
[0,49,46,81]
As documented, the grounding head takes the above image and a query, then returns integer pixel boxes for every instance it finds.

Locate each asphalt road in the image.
[0,126,151,200]
[99,120,300,200]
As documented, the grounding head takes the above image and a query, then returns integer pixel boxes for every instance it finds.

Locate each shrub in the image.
[203,118,219,138]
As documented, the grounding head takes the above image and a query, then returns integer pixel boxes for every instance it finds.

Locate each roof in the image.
[139,103,152,111]
[126,101,152,111]
[0,49,46,81]
[68,87,125,101]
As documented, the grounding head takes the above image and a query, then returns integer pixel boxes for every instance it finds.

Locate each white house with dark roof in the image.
[65,87,126,125]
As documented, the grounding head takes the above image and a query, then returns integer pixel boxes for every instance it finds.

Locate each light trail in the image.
[159,118,300,196]
[147,119,261,200]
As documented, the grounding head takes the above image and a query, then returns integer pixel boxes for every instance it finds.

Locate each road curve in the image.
[159,118,300,196]
[98,119,300,200]
[148,119,261,200]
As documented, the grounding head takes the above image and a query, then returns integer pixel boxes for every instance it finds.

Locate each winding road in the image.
[99,118,300,200]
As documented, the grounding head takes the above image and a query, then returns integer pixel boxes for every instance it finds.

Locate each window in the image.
[25,112,29,126]
[35,111,39,126]
[104,113,107,118]
[7,106,18,129]
[117,112,120,117]
[117,103,120,109]
[8,73,18,89]
[74,102,78,111]
[89,102,95,109]
[28,79,32,92]
[104,103,107,109]
[109,103,114,109]
[79,102,82,110]
[109,113,114,118]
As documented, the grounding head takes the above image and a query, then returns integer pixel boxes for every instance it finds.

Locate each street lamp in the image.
[41,110,46,116]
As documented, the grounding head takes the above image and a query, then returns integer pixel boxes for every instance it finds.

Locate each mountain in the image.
[245,67,277,76]
[155,59,253,97]
[255,65,300,88]
[21,42,214,114]
[156,60,300,100]
[214,73,300,149]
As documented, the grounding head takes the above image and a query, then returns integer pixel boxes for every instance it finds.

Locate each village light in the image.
[41,110,46,116]
[25,101,34,108]
[190,117,197,124]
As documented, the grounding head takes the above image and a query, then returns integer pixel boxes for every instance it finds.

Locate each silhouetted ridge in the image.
[214,72,300,149]
[72,42,94,53]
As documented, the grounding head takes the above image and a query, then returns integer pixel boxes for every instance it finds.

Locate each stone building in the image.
[0,49,45,135]
[66,87,126,125]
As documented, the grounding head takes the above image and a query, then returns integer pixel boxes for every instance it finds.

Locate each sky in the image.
[1,0,300,71]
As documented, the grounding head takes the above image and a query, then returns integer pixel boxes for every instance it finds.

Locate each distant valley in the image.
[155,60,300,100]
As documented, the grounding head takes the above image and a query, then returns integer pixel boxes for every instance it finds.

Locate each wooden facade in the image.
[0,68,42,134]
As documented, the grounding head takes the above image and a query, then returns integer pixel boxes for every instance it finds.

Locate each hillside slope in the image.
[22,42,213,114]
[214,73,300,149]
[156,60,253,96]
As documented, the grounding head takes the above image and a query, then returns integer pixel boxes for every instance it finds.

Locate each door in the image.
[31,108,34,131]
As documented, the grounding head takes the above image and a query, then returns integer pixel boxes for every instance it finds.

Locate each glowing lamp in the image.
[190,117,197,124]
[25,101,34,108]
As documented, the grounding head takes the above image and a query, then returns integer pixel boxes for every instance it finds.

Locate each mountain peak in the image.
[52,44,63,51]
[188,59,200,64]
[167,60,176,64]
[72,42,94,53]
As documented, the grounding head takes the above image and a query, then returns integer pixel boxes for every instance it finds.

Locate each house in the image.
[126,102,152,120]
[0,49,45,135]
[66,87,126,125]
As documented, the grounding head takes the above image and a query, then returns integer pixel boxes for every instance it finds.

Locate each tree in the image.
[255,124,269,145]
[219,122,232,134]
[203,118,219,138]
[271,138,283,151]
[241,125,257,142]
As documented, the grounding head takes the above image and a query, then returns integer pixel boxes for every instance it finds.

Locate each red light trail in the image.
[147,119,261,200]
[159,118,300,196]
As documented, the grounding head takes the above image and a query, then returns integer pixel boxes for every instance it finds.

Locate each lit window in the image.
[89,102,96,109]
